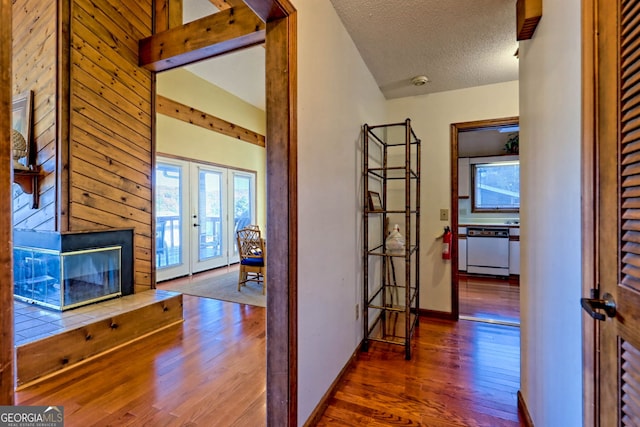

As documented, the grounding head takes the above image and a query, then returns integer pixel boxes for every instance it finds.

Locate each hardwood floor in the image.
[15,272,521,426]
[459,275,520,325]
[316,319,523,426]
[16,296,266,426]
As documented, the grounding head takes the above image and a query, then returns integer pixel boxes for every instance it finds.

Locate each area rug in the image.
[160,271,266,307]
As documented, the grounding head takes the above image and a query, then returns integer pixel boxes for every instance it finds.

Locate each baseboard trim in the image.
[518,390,534,427]
[303,341,363,426]
[418,308,457,321]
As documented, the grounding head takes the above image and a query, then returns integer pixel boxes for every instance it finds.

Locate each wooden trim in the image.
[516,0,543,41]
[0,0,13,406]
[265,1,297,424]
[303,342,362,427]
[450,116,519,322]
[158,152,259,174]
[581,0,597,425]
[243,0,287,22]
[451,117,520,132]
[518,390,535,426]
[209,0,244,10]
[451,123,460,319]
[139,5,266,72]
[419,308,457,321]
[156,95,265,147]
[168,0,182,29]
[58,0,71,232]
[151,71,157,289]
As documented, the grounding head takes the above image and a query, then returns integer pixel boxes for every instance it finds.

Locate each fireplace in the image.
[13,229,134,311]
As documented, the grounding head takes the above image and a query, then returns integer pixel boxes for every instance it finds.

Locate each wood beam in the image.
[139,5,265,72]
[209,0,243,10]
[242,0,286,22]
[155,0,183,33]
[156,95,265,147]
[0,0,14,406]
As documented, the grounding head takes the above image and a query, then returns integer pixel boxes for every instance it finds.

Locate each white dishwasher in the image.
[466,227,510,276]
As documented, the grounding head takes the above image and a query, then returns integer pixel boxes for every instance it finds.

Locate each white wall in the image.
[519,0,582,425]
[293,0,387,424]
[387,81,519,311]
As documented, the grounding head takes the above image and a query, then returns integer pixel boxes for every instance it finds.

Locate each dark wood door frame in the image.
[148,2,299,423]
[0,0,14,406]
[450,116,519,320]
[145,2,298,424]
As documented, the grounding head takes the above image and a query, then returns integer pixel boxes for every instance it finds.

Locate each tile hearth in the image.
[13,289,180,346]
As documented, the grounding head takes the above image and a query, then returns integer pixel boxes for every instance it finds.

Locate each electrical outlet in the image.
[355,304,360,320]
[440,209,449,221]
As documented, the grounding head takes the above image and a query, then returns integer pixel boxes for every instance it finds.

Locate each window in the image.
[472,160,520,212]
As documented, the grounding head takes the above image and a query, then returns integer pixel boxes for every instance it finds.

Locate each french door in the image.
[155,157,256,281]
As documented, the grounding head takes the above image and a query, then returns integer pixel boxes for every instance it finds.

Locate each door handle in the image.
[581,292,616,321]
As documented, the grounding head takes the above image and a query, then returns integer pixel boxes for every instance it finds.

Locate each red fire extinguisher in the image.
[442,226,452,260]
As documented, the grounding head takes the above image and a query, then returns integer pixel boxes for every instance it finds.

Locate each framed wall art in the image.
[12,90,33,169]
[367,191,383,211]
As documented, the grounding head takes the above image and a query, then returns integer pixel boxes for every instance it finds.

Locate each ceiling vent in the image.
[411,75,430,86]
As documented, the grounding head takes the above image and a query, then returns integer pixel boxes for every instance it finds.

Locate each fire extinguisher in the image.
[442,226,452,260]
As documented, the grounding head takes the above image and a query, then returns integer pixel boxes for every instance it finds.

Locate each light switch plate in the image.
[440,209,449,221]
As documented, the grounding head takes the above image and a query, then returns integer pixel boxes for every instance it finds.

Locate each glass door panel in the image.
[156,160,190,281]
[192,165,227,272]
[230,171,256,262]
[155,158,258,281]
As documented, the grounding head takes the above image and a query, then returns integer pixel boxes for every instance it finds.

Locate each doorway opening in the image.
[451,117,520,326]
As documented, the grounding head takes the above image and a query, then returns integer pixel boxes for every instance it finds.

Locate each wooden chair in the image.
[236,226,266,294]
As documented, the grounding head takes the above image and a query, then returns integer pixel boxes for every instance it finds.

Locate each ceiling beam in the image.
[156,95,265,147]
[242,0,286,21]
[208,0,241,10]
[139,5,265,72]
[208,0,285,22]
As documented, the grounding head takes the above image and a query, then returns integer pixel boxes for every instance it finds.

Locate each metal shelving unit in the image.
[362,118,420,360]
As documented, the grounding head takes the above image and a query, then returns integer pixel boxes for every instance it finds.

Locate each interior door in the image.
[587,0,640,424]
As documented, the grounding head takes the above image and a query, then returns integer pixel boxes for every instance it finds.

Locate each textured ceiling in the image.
[329,0,519,98]
[173,1,519,109]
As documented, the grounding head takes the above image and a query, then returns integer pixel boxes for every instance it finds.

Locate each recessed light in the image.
[411,75,429,86]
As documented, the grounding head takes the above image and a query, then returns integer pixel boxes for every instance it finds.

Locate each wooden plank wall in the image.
[12,0,57,230]
[68,0,154,289]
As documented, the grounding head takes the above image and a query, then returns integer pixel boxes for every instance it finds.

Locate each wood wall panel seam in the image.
[70,37,152,101]
[156,95,266,147]
[77,0,150,41]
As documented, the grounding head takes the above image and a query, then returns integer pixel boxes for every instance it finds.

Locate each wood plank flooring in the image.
[15,273,521,426]
[16,296,266,426]
[459,275,520,325]
[316,319,523,426]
